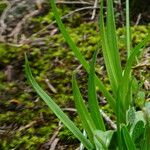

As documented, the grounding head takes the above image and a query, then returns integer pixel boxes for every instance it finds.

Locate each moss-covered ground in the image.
[0,5,150,149]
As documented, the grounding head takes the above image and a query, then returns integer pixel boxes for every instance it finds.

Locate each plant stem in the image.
[126,0,131,58]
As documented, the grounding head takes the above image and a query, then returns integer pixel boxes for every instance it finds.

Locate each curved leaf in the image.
[25,55,94,150]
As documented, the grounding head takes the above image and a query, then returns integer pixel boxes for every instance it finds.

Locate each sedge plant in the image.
[25,0,150,149]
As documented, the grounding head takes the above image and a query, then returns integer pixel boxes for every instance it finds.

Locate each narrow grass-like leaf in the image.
[124,79,133,113]
[99,0,119,96]
[50,0,115,111]
[88,50,105,131]
[106,0,122,86]
[50,0,89,71]
[25,55,94,150]
[116,89,123,150]
[123,34,150,82]
[120,34,150,111]
[122,125,136,150]
[79,130,87,150]
[72,73,96,143]
[126,0,131,58]
[142,102,150,149]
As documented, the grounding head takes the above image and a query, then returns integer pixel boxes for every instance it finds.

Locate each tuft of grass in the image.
[25,0,150,149]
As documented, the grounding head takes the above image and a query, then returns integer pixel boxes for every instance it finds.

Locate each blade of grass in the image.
[116,34,150,121]
[50,0,116,112]
[88,50,105,131]
[122,125,136,150]
[116,88,123,150]
[120,33,150,111]
[79,130,87,150]
[124,79,133,112]
[50,0,89,71]
[106,0,122,86]
[99,0,119,96]
[126,0,131,58]
[25,54,94,150]
[72,73,96,143]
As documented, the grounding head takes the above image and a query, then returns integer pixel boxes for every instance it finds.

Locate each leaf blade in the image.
[88,50,105,131]
[72,73,96,142]
[50,0,116,112]
[25,55,94,150]
[122,125,136,150]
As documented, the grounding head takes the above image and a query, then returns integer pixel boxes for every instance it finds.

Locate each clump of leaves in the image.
[25,0,150,149]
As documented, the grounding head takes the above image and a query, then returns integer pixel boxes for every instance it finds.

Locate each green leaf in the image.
[25,54,94,150]
[72,73,96,143]
[88,50,105,131]
[50,0,116,113]
[125,0,131,58]
[141,102,150,150]
[99,0,118,96]
[120,33,150,111]
[131,77,139,94]
[99,0,122,97]
[94,130,114,150]
[126,107,136,125]
[121,125,136,150]
[131,120,145,143]
[144,102,150,120]
[135,111,146,124]
[136,91,145,107]
[106,0,122,88]
[50,0,89,71]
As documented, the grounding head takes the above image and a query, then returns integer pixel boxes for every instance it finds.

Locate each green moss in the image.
[0,1,7,15]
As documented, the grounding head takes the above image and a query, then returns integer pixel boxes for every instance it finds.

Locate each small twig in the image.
[62,107,117,129]
[56,1,92,5]
[76,64,83,71]
[42,122,62,150]
[18,120,37,132]
[1,5,99,45]
[0,0,10,36]
[62,108,76,112]
[0,41,23,47]
[144,80,150,91]
[31,6,99,38]
[0,0,20,36]
[91,0,98,20]
[8,10,40,42]
[49,122,62,144]
[49,138,60,150]
[132,61,149,69]
[0,129,6,135]
[45,78,57,94]
[135,13,142,26]
[4,65,14,82]
[100,109,117,130]
[116,0,125,25]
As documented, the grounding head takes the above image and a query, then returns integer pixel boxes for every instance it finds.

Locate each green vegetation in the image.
[0,25,149,150]
[0,1,150,149]
[0,1,7,15]
[25,0,150,149]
